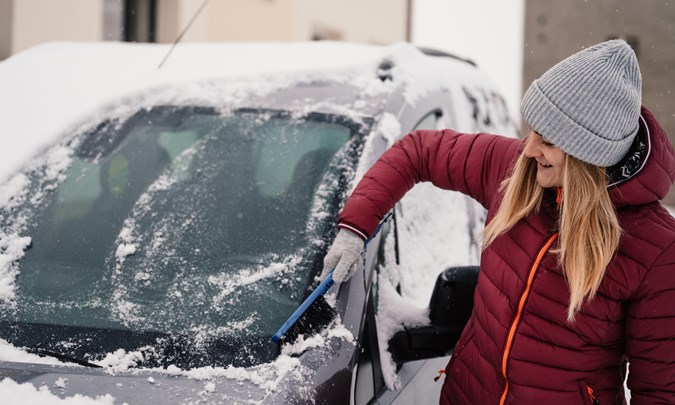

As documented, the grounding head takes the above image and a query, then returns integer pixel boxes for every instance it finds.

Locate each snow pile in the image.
[97,348,146,373]
[0,378,115,405]
[177,325,353,401]
[77,322,355,403]
[0,233,32,302]
[208,256,302,302]
[0,174,30,209]
[378,113,402,148]
[375,274,430,390]
[114,243,136,263]
[0,180,35,301]
[278,323,355,356]
[53,378,68,389]
[203,381,216,393]
[0,339,63,366]
[182,355,304,392]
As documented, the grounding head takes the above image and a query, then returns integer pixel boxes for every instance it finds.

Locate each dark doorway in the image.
[124,0,157,42]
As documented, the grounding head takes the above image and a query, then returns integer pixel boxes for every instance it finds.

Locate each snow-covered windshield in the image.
[0,106,364,369]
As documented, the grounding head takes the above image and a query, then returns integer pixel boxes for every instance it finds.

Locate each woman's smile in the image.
[523,131,566,188]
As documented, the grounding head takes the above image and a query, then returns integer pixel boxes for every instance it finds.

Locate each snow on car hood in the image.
[0,323,355,404]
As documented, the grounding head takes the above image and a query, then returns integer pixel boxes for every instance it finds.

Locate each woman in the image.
[322,40,675,403]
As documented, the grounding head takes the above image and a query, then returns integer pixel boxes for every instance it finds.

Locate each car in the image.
[0,41,517,404]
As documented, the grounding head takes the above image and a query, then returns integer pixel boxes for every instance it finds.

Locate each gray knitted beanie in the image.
[521,39,642,167]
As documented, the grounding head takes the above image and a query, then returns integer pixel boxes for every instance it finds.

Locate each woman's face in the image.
[523,130,565,188]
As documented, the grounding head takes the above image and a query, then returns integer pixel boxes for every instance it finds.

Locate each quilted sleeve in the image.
[625,240,675,404]
[338,129,521,239]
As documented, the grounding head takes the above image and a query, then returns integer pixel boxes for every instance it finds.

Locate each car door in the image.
[352,108,481,405]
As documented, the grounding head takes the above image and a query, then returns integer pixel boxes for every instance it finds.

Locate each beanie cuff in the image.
[521,81,638,167]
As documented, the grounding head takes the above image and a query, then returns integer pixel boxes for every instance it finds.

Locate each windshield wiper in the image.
[27,347,103,368]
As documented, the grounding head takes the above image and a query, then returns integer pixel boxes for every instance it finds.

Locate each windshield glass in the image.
[0,106,364,368]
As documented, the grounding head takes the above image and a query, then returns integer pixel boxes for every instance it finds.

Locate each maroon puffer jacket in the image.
[339,107,675,404]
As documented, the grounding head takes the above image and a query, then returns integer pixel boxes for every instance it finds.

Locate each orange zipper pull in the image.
[434,369,445,382]
[556,187,563,205]
[587,386,599,405]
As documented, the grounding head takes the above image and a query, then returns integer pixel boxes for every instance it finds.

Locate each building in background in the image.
[1,0,106,59]
[0,0,409,60]
[523,0,675,204]
[156,0,410,44]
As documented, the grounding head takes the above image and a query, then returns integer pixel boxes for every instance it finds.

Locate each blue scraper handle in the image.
[271,271,335,343]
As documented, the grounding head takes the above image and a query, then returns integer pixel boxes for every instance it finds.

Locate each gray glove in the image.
[320,228,365,283]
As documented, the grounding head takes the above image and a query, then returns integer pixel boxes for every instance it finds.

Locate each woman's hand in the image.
[320,228,365,283]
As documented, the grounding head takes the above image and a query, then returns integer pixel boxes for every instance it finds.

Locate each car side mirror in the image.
[388,266,479,364]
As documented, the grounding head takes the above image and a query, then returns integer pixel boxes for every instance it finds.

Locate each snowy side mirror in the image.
[388,266,479,364]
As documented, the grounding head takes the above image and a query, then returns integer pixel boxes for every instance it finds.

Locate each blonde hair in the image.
[483,153,621,321]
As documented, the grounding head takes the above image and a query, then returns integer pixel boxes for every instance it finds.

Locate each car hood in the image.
[0,326,357,404]
[2,361,236,403]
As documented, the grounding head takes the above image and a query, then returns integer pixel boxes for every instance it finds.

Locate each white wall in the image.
[412,0,525,126]
[12,0,104,53]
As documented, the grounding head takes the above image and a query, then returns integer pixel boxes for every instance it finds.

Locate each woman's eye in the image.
[542,140,554,147]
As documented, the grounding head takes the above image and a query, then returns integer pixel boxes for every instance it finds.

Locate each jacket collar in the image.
[608,106,675,208]
[606,115,650,188]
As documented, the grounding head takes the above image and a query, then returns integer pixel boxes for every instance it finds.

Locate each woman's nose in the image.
[523,134,541,158]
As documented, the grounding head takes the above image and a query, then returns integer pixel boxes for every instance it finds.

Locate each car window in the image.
[0,106,365,369]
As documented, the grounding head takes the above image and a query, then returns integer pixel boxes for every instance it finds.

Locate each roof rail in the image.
[416,46,477,67]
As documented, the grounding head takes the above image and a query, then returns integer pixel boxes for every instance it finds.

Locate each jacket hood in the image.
[608,106,675,207]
